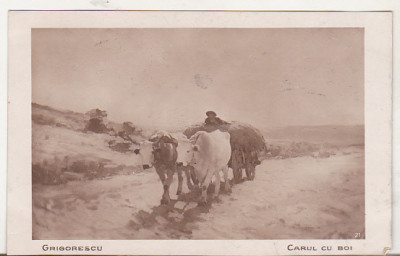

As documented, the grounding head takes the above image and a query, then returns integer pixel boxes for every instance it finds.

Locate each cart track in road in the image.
[33,149,364,240]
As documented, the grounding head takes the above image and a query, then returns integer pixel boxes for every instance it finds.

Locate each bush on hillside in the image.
[108,139,133,153]
[85,118,108,133]
[32,159,66,185]
[32,114,57,126]
[32,155,133,185]
[84,109,109,133]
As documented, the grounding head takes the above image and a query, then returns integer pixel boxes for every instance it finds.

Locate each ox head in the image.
[134,130,178,169]
[189,144,201,167]
[134,141,154,169]
[186,131,206,168]
[176,139,193,167]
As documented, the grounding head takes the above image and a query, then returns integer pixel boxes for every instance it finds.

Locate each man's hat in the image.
[206,111,217,117]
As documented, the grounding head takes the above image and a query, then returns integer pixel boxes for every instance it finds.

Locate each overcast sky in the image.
[32,28,364,129]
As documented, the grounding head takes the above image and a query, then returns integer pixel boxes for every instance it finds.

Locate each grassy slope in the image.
[32,104,365,239]
[32,103,365,183]
[32,103,143,184]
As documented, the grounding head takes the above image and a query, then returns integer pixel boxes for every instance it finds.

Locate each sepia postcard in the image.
[7,11,392,255]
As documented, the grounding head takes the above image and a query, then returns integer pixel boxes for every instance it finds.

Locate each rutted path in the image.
[33,150,364,240]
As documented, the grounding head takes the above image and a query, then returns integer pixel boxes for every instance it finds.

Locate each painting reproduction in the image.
[7,11,391,255]
[31,27,365,240]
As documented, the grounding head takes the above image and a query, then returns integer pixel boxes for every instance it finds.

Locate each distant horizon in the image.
[32,102,364,131]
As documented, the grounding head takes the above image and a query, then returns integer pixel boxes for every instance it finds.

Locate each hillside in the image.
[32,103,365,184]
[262,125,364,145]
[32,103,365,240]
[32,103,145,185]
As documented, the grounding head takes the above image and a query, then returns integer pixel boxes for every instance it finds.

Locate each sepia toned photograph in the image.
[7,11,392,255]
[31,27,365,240]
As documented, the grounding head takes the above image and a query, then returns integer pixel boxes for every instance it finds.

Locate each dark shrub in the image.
[32,161,66,185]
[70,160,98,173]
[32,114,56,126]
[86,118,108,133]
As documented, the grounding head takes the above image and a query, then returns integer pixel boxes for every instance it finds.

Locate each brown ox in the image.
[134,131,180,204]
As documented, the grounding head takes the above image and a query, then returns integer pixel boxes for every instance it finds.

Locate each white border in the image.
[7,11,392,255]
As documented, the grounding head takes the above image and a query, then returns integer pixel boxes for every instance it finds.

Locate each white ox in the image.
[171,132,193,166]
[188,130,232,205]
[173,134,198,191]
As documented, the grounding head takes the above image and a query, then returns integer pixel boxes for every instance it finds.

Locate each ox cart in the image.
[183,121,267,183]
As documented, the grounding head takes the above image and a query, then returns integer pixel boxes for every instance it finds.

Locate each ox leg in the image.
[232,155,243,184]
[184,167,194,190]
[198,169,213,206]
[245,165,251,180]
[190,168,199,186]
[177,168,183,195]
[161,169,174,205]
[251,164,256,180]
[245,164,255,181]
[232,167,237,182]
[238,167,243,181]
[156,168,169,205]
[222,166,231,192]
[213,171,221,199]
[231,160,237,182]
[232,166,237,182]
[233,166,242,184]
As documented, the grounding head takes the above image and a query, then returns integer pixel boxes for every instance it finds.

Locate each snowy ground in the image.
[33,147,364,240]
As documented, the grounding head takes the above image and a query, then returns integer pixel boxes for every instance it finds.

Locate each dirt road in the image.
[33,148,364,240]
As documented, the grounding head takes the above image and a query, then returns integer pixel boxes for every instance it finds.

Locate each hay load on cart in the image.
[183,111,266,183]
